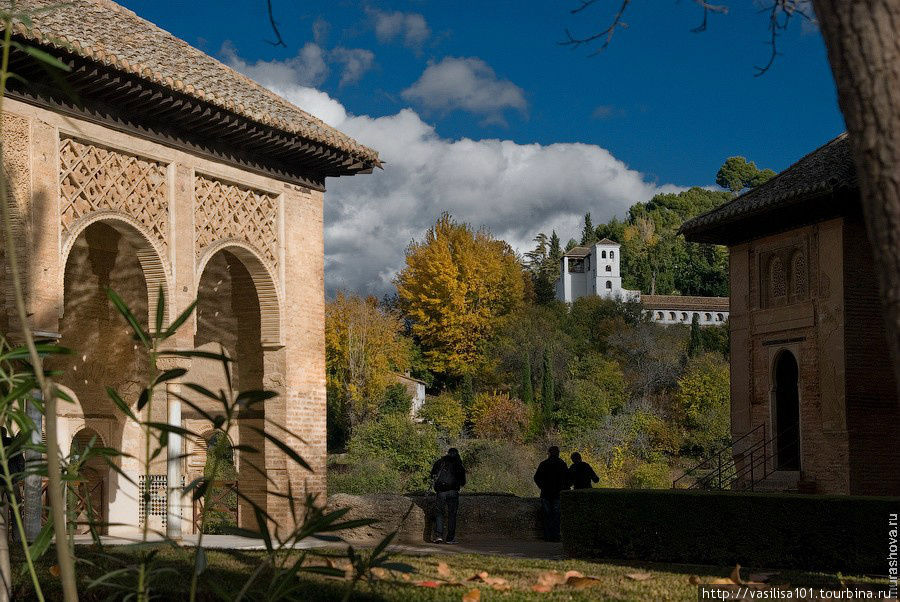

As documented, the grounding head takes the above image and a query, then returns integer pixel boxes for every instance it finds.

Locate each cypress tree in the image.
[541,348,555,426]
[688,313,704,357]
[520,358,534,405]
[460,373,475,409]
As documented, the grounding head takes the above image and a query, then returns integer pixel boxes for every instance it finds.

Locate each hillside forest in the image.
[326,156,774,496]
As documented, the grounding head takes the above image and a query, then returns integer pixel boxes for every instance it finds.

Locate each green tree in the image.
[673,352,730,454]
[580,212,597,245]
[540,347,556,427]
[548,230,563,277]
[557,354,627,436]
[688,313,703,357]
[520,356,534,405]
[715,156,776,193]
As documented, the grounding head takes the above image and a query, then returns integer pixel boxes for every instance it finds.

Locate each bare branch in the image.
[265,0,287,48]
[559,0,631,54]
[691,1,729,34]
[753,1,814,76]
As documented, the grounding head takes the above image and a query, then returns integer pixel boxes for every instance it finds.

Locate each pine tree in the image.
[520,357,534,405]
[688,313,704,357]
[540,348,555,427]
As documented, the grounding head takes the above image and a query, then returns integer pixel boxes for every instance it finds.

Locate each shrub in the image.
[469,392,528,442]
[417,392,465,438]
[327,456,405,495]
[625,461,670,489]
[561,489,900,573]
[380,383,413,416]
[456,439,541,497]
[347,413,440,490]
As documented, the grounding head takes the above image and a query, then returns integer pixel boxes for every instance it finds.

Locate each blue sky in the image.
[119,0,845,293]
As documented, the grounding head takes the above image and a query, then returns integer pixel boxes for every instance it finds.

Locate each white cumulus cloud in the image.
[330,47,375,86]
[224,52,681,296]
[368,8,431,50]
[402,57,527,125]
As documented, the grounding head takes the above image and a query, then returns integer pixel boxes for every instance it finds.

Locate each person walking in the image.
[569,452,600,489]
[533,446,570,541]
[429,447,466,544]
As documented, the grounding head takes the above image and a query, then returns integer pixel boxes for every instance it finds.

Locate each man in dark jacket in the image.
[569,452,600,489]
[429,447,466,544]
[533,446,570,541]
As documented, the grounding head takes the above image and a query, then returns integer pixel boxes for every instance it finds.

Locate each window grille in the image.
[139,474,169,528]
[770,257,786,298]
[791,251,807,297]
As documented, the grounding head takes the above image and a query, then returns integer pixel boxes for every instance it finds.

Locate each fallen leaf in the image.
[625,572,653,581]
[416,580,443,588]
[710,578,734,585]
[748,572,777,583]
[462,589,481,602]
[730,564,743,585]
[531,584,554,593]
[467,571,490,582]
[564,570,584,580]
[371,567,388,580]
[401,573,411,581]
[567,576,604,589]
[49,565,60,578]
[689,575,702,585]
[437,562,452,579]
[537,571,566,587]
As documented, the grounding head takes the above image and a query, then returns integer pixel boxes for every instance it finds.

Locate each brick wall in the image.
[843,215,900,496]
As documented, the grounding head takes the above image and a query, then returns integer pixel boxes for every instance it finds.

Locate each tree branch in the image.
[559,0,631,54]
[265,0,287,47]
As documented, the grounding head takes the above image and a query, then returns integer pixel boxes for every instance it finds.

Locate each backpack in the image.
[433,459,457,492]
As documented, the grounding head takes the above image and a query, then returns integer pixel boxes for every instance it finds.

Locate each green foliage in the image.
[328,456,404,495]
[625,462,671,489]
[457,439,541,497]
[540,348,555,427]
[519,357,533,405]
[700,322,729,357]
[202,432,238,535]
[580,212,596,245]
[417,392,466,439]
[381,383,413,416]
[347,413,441,490]
[556,354,626,436]
[688,313,703,357]
[561,489,898,574]
[673,353,730,454]
[715,156,777,193]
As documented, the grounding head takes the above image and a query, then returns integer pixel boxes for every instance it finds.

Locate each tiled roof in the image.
[597,238,619,245]
[680,133,853,239]
[642,295,729,311]
[11,0,379,166]
[563,246,592,258]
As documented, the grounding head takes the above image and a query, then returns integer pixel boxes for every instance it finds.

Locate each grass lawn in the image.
[11,544,890,601]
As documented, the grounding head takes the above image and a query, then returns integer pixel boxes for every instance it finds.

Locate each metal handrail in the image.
[672,422,766,488]
[692,424,800,491]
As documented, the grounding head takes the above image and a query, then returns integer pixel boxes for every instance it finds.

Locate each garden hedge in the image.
[561,488,899,574]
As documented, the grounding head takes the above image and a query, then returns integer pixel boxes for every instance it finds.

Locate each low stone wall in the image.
[326,493,544,543]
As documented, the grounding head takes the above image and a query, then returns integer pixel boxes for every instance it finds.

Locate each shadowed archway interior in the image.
[774,350,801,471]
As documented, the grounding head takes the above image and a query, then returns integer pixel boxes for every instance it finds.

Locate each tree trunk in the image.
[813,0,900,394]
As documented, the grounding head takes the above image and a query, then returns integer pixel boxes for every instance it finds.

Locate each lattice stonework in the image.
[194,175,278,268]
[59,137,168,253]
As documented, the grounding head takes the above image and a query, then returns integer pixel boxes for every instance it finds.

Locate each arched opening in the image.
[605,265,611,272]
[69,428,107,534]
[605,281,612,290]
[601,250,607,259]
[773,350,801,471]
[609,251,614,260]
[194,248,271,527]
[57,219,164,533]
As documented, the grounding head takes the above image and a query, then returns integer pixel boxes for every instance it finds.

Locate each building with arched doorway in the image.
[0,0,379,535]
[681,133,899,496]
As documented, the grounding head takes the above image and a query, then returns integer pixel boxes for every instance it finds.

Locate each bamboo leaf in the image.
[106,387,137,421]
[107,288,149,347]
[20,44,71,72]
[163,299,197,338]
[248,426,312,472]
[155,283,165,336]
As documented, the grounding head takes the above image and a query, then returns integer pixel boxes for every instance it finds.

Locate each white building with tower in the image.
[554,239,729,326]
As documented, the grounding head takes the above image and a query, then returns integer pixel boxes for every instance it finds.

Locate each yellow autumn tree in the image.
[396,213,524,377]
[325,293,411,426]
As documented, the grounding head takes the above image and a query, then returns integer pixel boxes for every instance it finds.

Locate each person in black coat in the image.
[533,446,570,541]
[569,452,600,489]
[429,447,466,544]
